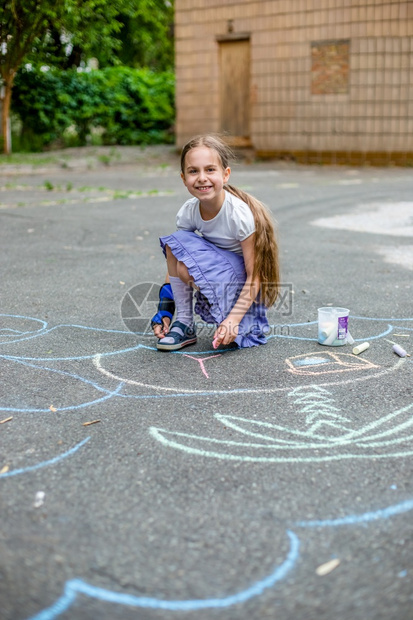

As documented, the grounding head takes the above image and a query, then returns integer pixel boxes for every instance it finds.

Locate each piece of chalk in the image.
[393,344,407,357]
[346,331,355,345]
[353,342,370,355]
[212,337,219,350]
[321,323,336,339]
[323,327,338,346]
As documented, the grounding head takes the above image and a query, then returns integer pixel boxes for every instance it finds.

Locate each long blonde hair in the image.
[180,135,280,307]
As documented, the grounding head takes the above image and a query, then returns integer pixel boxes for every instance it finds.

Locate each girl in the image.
[151,134,280,351]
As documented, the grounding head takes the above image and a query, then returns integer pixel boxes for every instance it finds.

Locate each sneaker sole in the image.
[156,337,198,351]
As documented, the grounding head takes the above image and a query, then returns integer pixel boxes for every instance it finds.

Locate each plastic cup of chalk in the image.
[318,307,350,346]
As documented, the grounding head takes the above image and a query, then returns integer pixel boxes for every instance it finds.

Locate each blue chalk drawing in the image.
[0,437,90,478]
[267,317,412,343]
[0,324,143,361]
[293,357,331,365]
[0,356,124,413]
[296,497,413,528]
[26,493,413,620]
[27,531,299,620]
[0,314,47,344]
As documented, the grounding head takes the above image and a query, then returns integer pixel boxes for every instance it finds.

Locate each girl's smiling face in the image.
[181,146,231,211]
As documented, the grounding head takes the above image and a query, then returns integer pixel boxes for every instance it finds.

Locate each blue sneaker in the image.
[156,321,197,351]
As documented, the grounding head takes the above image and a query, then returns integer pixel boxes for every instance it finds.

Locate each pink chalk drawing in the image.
[183,354,222,379]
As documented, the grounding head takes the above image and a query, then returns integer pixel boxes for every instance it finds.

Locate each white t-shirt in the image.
[176,190,255,255]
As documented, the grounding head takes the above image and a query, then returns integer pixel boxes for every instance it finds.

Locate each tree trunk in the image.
[2,76,14,155]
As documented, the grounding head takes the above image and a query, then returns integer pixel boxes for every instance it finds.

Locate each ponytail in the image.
[225,184,280,307]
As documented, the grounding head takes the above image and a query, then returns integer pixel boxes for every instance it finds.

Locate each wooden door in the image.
[219,39,251,145]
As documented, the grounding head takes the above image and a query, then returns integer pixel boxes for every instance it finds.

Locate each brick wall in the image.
[175,0,413,165]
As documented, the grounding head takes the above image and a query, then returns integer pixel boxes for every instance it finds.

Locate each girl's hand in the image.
[153,317,171,339]
[213,317,239,347]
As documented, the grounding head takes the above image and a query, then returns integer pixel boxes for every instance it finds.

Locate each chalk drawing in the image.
[1,313,412,619]
[267,319,394,342]
[1,315,411,471]
[2,314,411,467]
[0,356,124,413]
[91,316,412,396]
[0,314,47,344]
[288,385,353,434]
[296,497,413,528]
[93,352,405,396]
[0,437,90,478]
[27,531,299,620]
[149,385,413,462]
[267,316,413,344]
[183,354,222,379]
[25,492,413,619]
[286,351,379,375]
[0,323,144,361]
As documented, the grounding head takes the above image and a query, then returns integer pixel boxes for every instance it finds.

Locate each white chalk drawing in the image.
[289,385,353,434]
[93,350,404,395]
[150,384,413,463]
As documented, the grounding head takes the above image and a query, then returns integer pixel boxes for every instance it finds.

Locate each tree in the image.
[31,1,175,73]
[1,0,159,154]
[94,2,174,72]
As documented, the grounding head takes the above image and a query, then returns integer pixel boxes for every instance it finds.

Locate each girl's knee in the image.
[165,244,175,260]
[165,246,194,287]
[176,260,191,284]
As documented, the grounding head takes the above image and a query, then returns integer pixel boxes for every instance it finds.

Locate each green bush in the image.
[12,66,175,150]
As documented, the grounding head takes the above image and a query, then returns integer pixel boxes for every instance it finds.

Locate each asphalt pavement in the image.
[1,146,412,620]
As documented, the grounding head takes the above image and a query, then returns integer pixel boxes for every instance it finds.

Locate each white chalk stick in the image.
[346,331,355,345]
[353,342,370,355]
[323,327,338,346]
[320,323,336,339]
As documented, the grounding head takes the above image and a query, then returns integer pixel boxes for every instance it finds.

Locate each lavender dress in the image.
[159,230,269,348]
